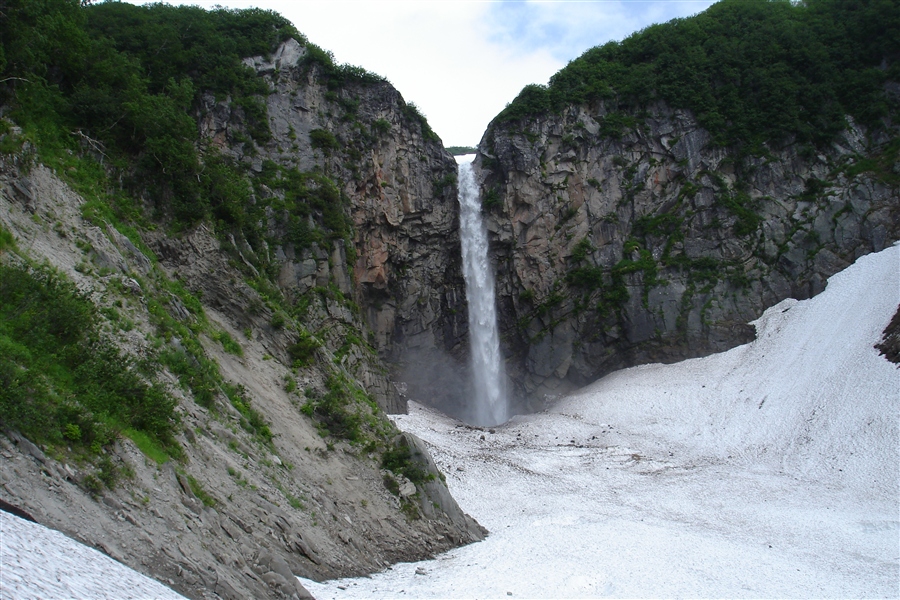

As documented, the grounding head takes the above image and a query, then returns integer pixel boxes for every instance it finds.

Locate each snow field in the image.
[301,244,899,599]
[0,510,185,599]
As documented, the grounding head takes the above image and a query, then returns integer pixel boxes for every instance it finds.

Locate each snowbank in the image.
[301,244,899,599]
[0,510,185,600]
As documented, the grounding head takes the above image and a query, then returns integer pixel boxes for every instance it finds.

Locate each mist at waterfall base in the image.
[301,244,899,599]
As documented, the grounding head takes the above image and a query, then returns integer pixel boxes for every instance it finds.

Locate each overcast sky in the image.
[123,1,717,147]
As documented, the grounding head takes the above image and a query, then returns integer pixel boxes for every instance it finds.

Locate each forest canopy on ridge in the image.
[495,0,899,152]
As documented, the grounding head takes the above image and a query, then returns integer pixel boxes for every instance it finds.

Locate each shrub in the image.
[0,264,180,459]
[309,129,339,152]
[301,375,364,441]
[717,191,761,236]
[571,237,594,262]
[381,441,434,487]
[372,119,391,135]
[482,187,501,210]
[432,173,456,196]
[288,330,320,367]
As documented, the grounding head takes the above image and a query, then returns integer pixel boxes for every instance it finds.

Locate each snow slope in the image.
[301,244,900,599]
[0,510,185,599]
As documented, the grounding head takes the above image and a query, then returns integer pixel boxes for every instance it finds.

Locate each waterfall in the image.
[456,155,508,426]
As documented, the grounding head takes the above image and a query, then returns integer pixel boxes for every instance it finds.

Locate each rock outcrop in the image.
[201,39,469,412]
[477,101,899,402]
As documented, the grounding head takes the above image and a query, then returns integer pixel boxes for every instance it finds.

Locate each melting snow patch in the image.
[0,510,185,600]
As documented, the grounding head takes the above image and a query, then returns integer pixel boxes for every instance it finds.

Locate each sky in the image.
[122,0,717,147]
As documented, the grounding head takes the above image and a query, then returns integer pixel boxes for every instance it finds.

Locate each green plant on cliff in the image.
[381,442,435,487]
[0,261,180,462]
[301,373,387,445]
[717,190,763,236]
[402,102,440,143]
[433,173,457,196]
[310,129,340,153]
[300,42,386,88]
[482,187,502,211]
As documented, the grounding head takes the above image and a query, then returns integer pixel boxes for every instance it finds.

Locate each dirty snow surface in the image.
[0,510,185,599]
[302,244,900,599]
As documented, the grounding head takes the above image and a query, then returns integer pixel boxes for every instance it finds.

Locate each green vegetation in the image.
[598,112,638,140]
[253,162,353,256]
[224,382,274,445]
[381,441,434,487]
[0,262,180,461]
[1,0,439,242]
[0,1,300,229]
[446,146,477,156]
[186,474,217,507]
[0,2,445,515]
[402,102,440,143]
[632,213,683,240]
[299,42,385,88]
[571,238,594,262]
[840,136,900,187]
[123,428,170,464]
[288,330,321,367]
[310,129,340,153]
[495,0,899,152]
[717,190,762,236]
[433,173,457,196]
[372,118,392,135]
[482,187,502,211]
[301,373,381,444]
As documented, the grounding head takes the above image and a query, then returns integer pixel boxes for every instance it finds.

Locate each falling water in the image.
[456,155,508,426]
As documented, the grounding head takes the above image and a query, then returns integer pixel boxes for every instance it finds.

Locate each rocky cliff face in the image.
[201,39,469,412]
[0,38,482,600]
[477,101,899,402]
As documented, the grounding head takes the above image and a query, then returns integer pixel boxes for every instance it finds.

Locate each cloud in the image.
[486,1,716,63]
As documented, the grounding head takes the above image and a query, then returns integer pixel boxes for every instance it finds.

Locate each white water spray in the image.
[456,155,508,426]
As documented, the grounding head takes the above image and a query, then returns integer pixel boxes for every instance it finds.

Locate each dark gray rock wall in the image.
[199,40,468,413]
[477,101,899,403]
